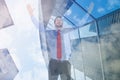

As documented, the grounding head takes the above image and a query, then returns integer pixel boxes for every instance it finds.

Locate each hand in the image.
[27,4,34,16]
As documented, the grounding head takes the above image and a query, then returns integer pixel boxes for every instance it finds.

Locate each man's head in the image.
[54,16,63,30]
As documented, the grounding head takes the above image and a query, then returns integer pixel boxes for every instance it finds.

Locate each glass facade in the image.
[76,0,120,18]
[0,0,13,29]
[69,8,120,80]
[0,49,18,80]
[1,0,120,80]
[98,9,120,80]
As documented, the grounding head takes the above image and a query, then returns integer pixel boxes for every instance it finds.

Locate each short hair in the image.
[54,16,62,23]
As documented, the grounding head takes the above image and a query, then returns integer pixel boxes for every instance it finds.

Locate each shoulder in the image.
[46,30,57,33]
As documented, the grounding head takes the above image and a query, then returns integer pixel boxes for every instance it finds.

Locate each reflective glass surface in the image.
[100,33,120,80]
[1,0,120,80]
[79,21,97,38]
[81,37,103,80]
[76,0,120,18]
[64,3,93,27]
[98,9,120,35]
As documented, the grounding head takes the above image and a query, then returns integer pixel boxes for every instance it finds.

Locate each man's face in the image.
[54,17,63,29]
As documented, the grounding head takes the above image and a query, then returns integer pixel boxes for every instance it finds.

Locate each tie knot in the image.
[57,30,60,34]
[58,30,60,32]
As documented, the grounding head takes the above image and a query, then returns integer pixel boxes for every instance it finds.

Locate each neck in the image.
[56,28,62,30]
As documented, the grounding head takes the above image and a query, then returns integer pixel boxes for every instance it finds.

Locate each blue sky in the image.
[64,0,120,39]
[75,0,120,18]
[64,0,120,26]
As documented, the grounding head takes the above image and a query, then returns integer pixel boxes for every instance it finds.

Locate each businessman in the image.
[27,4,76,80]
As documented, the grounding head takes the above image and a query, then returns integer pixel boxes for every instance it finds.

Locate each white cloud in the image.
[0,30,13,48]
[72,2,94,27]
[9,48,22,70]
[108,0,120,9]
[63,20,73,28]
[14,65,48,80]
[65,9,72,16]
[26,41,45,64]
[108,0,120,6]
[73,16,80,24]
[98,7,105,13]
[73,15,87,26]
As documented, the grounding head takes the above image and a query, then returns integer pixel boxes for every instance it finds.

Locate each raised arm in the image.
[27,4,45,32]
[27,4,49,67]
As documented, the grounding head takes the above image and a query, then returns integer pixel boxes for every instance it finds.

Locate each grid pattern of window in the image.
[69,9,120,80]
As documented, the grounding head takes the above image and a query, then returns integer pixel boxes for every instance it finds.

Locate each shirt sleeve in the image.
[31,16,45,32]
[62,26,79,34]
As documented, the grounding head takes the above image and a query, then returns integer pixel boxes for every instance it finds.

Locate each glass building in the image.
[40,0,120,80]
[69,8,120,80]
[0,0,13,29]
[0,0,120,80]
[0,49,18,80]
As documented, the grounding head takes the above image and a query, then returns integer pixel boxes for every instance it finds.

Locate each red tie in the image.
[57,30,62,60]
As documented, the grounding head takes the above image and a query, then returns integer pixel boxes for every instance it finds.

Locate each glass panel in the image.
[64,33,71,57]
[100,33,120,80]
[74,68,85,80]
[0,49,18,80]
[0,0,13,29]
[64,3,93,26]
[69,29,79,40]
[76,0,120,18]
[79,22,97,38]
[63,17,76,28]
[98,9,120,35]
[70,38,85,80]
[81,37,103,80]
